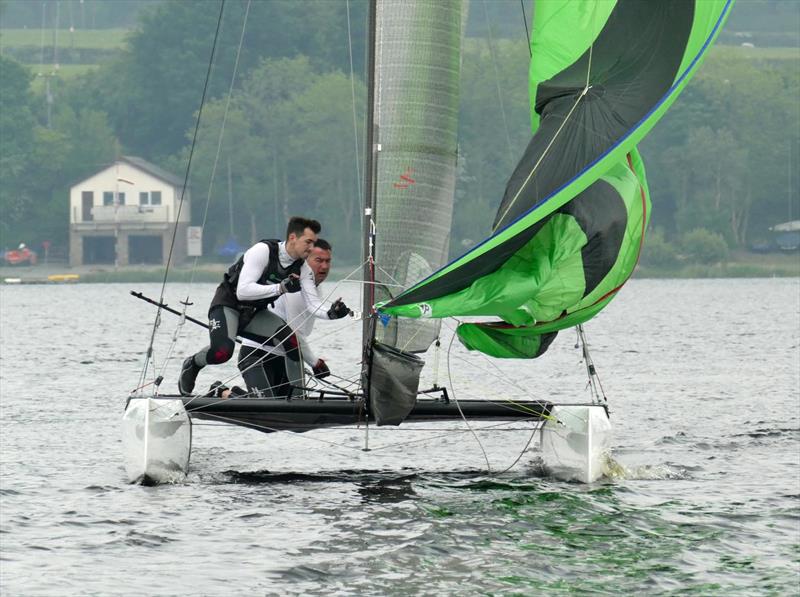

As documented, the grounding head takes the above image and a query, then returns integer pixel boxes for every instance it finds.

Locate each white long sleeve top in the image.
[235,240,330,321]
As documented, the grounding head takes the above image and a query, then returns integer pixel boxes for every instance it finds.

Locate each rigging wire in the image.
[345,0,363,203]
[520,0,532,57]
[482,0,515,167]
[180,260,369,406]
[576,324,608,405]
[190,0,252,286]
[137,0,227,387]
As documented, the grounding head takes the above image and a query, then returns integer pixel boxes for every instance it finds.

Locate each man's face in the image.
[287,227,318,260]
[307,247,332,285]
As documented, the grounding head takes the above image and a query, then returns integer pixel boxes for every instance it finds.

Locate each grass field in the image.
[0,27,130,50]
[712,44,800,61]
[637,250,800,279]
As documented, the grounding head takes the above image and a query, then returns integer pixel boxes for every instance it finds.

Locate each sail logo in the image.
[393,168,415,190]
[418,303,432,318]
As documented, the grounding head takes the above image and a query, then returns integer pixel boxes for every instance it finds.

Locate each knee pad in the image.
[208,340,235,364]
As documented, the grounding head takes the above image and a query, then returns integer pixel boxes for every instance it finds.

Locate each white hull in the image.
[540,405,612,483]
[122,397,192,484]
[119,397,610,484]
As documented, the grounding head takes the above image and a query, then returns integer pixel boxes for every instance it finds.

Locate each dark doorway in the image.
[129,235,163,264]
[83,236,115,264]
[82,191,94,221]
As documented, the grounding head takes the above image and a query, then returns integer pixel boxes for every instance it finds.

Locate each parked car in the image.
[4,244,38,265]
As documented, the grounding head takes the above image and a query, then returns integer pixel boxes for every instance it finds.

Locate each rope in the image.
[494,86,589,228]
[364,420,541,453]
[440,319,554,419]
[446,319,492,473]
[493,0,599,230]
[442,323,544,474]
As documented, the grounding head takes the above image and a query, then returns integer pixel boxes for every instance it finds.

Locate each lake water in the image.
[1,278,798,595]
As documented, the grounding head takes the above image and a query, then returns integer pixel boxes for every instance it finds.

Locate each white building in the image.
[69,156,191,266]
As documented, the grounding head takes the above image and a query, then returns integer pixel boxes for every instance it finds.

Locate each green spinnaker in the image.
[379,0,734,358]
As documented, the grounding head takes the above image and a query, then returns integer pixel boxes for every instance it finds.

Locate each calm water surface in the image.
[1,278,798,595]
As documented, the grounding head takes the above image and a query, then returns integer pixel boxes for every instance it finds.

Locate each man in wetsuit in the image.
[178,217,350,396]
[237,238,338,397]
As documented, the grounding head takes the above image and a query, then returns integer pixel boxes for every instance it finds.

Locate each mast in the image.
[361,0,378,349]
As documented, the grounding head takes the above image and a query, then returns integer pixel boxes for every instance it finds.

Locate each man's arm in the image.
[299,263,331,319]
[236,243,283,301]
[297,332,318,367]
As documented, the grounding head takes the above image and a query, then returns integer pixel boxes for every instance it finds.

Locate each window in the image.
[151,191,162,206]
[139,192,149,206]
[103,191,113,206]
[117,192,125,206]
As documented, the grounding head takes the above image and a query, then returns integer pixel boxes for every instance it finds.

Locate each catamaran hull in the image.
[122,397,192,484]
[540,405,611,483]
[122,396,610,483]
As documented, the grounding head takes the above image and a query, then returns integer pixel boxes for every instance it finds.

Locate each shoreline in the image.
[2,257,798,285]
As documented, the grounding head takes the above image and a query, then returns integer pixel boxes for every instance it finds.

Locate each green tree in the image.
[680,228,729,264]
[286,71,365,258]
[0,56,37,246]
[65,0,367,161]
[174,57,364,261]
[641,50,799,247]
[0,54,118,248]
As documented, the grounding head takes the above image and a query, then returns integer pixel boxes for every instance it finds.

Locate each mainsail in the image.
[367,0,465,353]
[380,0,734,358]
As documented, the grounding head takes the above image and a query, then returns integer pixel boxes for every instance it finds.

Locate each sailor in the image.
[236,238,337,397]
[178,217,351,396]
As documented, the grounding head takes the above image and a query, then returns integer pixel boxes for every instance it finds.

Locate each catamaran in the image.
[123,0,734,485]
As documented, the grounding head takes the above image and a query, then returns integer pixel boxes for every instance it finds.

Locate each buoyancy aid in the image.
[210,239,303,314]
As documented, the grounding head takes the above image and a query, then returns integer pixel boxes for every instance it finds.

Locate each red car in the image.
[4,244,37,265]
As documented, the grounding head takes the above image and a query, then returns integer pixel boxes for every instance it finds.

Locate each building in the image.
[69,156,191,266]
[770,220,800,251]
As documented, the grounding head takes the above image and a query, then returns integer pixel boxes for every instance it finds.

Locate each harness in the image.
[210,239,303,315]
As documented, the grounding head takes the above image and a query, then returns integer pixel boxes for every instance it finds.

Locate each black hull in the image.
[177,395,552,434]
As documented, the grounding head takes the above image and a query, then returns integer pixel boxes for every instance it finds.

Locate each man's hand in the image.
[280,274,301,294]
[312,358,331,379]
[327,298,351,320]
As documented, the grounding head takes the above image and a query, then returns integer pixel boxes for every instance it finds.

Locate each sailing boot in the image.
[178,356,202,396]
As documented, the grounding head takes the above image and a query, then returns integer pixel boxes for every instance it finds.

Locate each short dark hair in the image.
[314,238,332,252]
[286,216,321,239]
